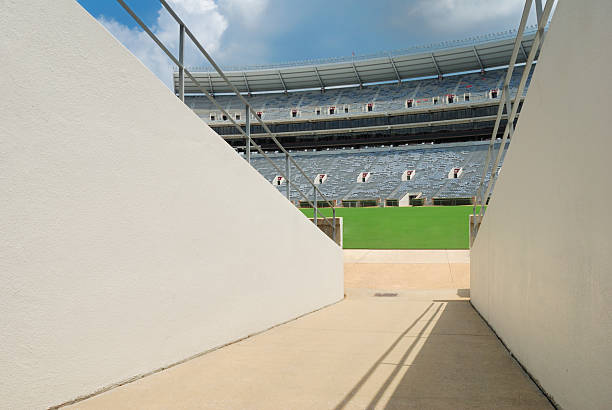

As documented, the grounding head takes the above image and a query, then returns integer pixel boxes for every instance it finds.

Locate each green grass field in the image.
[301,206,480,249]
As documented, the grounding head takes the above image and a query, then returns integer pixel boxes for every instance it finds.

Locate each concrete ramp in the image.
[62,251,553,410]
[0,1,342,408]
[471,0,612,408]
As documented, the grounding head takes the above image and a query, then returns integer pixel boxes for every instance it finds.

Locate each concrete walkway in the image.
[344,250,470,291]
[66,250,551,409]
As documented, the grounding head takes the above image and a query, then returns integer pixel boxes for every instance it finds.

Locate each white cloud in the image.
[423,0,524,23]
[99,0,228,89]
[98,0,550,88]
[397,0,539,35]
[219,0,269,28]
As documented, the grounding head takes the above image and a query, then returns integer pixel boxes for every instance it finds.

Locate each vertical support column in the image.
[285,153,290,202]
[332,207,336,244]
[245,104,251,164]
[313,187,317,226]
[504,85,515,138]
[178,24,185,102]
[535,0,543,26]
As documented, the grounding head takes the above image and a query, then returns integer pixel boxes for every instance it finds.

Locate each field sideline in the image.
[300,206,480,249]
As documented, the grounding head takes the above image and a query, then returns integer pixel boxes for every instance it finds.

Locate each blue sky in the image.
[76,0,542,88]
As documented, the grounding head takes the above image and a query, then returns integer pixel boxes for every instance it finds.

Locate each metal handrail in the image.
[471,0,534,231]
[157,1,334,206]
[116,0,338,239]
[471,0,554,241]
[477,1,553,219]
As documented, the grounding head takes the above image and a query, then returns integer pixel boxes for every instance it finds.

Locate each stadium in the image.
[2,0,611,409]
[176,32,536,249]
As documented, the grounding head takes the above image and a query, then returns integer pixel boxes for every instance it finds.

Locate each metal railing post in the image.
[178,24,185,102]
[245,104,251,164]
[504,85,515,138]
[332,207,336,244]
[116,0,340,246]
[313,186,317,226]
[479,0,553,220]
[472,0,553,238]
[535,0,543,26]
[285,153,290,202]
[471,0,534,235]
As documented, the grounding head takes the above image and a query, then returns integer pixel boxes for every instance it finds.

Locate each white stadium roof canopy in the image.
[175,27,540,95]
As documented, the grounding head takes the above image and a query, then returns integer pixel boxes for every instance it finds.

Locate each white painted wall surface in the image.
[471,1,612,408]
[0,1,343,408]
[398,192,412,207]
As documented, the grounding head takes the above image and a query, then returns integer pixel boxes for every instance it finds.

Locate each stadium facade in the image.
[179,31,536,150]
[176,34,535,204]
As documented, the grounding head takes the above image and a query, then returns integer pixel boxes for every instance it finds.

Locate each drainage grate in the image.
[374,292,398,297]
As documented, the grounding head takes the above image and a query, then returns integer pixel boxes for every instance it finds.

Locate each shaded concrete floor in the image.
[66,250,551,409]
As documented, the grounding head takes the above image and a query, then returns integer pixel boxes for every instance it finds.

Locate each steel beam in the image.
[245,103,251,164]
[178,24,185,101]
[313,186,317,226]
[352,61,363,88]
[431,53,442,78]
[473,46,485,72]
[278,70,288,93]
[332,207,336,244]
[285,153,290,201]
[472,0,534,235]
[503,84,514,138]
[536,0,547,40]
[243,72,251,95]
[476,0,553,229]
[520,42,528,61]
[388,55,402,84]
[313,66,325,92]
[208,72,214,95]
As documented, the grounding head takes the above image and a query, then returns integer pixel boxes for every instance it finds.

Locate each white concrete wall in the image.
[471,1,612,408]
[398,192,412,207]
[0,1,343,408]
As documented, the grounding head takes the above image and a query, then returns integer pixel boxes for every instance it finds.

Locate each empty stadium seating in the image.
[196,65,520,204]
[187,66,533,123]
[247,140,507,204]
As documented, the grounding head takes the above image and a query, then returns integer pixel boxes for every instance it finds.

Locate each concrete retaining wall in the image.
[470,1,612,408]
[309,217,343,247]
[0,1,343,408]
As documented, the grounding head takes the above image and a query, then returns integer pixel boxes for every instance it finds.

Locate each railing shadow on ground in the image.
[334,300,552,409]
